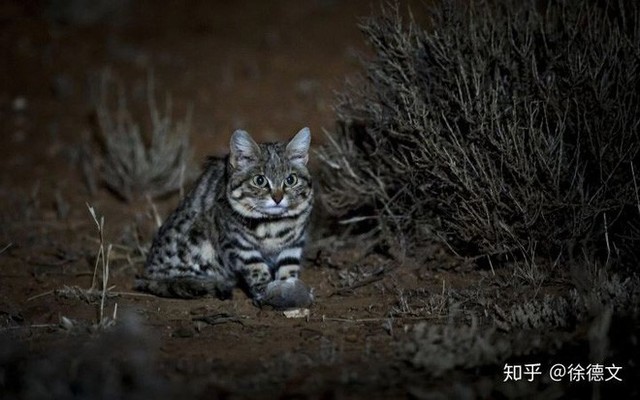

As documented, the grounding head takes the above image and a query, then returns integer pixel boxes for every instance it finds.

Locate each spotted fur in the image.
[137,128,314,307]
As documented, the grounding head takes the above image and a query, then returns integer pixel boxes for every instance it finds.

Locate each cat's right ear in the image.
[286,127,311,166]
[230,130,260,170]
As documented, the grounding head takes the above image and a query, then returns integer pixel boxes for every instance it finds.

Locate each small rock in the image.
[12,96,27,112]
[283,308,310,319]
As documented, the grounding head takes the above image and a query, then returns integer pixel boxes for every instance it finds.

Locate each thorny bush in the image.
[318,0,640,269]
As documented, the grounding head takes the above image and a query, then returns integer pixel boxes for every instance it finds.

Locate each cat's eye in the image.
[252,175,269,188]
[284,173,298,187]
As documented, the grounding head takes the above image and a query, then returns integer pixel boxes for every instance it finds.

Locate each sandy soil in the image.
[0,1,429,398]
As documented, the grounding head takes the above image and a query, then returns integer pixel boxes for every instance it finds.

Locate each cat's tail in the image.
[134,276,234,299]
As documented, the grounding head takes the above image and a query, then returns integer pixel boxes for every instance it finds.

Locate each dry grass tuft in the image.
[95,70,193,202]
[87,203,117,328]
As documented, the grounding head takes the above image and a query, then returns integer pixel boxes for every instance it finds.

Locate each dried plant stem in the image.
[0,243,12,254]
[100,244,112,322]
[87,203,105,290]
[86,203,116,326]
[632,162,640,217]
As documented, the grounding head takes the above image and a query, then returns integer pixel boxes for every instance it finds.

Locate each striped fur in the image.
[137,128,314,307]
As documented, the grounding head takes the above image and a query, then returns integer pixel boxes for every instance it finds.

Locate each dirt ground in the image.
[0,1,424,398]
[1,1,637,399]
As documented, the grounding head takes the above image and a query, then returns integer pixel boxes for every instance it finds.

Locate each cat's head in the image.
[227,127,313,218]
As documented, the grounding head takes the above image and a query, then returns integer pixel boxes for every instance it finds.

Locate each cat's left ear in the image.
[286,127,311,166]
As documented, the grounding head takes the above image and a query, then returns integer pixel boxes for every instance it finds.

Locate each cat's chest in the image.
[252,219,299,253]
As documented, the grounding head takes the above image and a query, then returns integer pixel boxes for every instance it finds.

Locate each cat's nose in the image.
[271,190,284,204]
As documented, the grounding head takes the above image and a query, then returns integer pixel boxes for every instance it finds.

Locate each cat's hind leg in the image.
[140,228,236,299]
[135,275,234,299]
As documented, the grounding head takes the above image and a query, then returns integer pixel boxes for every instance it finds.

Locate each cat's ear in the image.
[286,127,311,166]
[230,129,260,169]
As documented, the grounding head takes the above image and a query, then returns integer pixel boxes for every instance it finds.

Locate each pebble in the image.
[12,96,27,112]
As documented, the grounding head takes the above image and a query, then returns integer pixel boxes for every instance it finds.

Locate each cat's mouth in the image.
[260,197,290,216]
[261,205,288,216]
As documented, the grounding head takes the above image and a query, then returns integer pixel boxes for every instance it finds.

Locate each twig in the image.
[27,287,157,302]
[100,244,112,322]
[86,203,105,290]
[193,313,245,326]
[110,291,156,298]
[603,212,610,268]
[331,267,386,296]
[27,290,55,302]
[146,194,163,228]
[0,324,58,332]
[487,254,496,276]
[320,315,445,323]
[632,162,640,216]
[339,216,378,224]
[0,243,13,255]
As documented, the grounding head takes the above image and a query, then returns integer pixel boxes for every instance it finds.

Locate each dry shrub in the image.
[403,273,640,376]
[318,1,640,268]
[95,70,193,202]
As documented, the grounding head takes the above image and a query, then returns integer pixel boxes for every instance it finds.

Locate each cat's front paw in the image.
[257,277,314,310]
